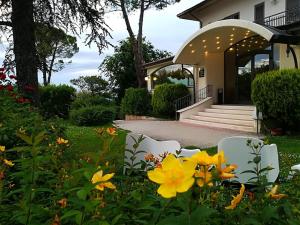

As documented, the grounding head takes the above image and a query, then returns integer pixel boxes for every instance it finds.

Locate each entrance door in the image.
[255,2,265,24]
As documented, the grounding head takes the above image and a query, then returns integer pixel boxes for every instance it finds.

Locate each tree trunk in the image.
[132,39,146,87]
[11,0,39,103]
[42,59,48,86]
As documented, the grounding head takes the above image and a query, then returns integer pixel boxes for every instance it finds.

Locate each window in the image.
[255,2,265,24]
[223,12,240,20]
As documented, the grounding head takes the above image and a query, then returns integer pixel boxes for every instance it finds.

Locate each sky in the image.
[0,0,201,85]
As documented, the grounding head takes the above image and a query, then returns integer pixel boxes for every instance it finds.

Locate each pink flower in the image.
[9,75,17,80]
[6,85,13,91]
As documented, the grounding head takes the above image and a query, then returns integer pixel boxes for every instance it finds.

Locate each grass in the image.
[268,135,300,153]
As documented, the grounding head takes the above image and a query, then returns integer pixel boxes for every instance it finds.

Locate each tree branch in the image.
[0,20,12,27]
[120,0,135,39]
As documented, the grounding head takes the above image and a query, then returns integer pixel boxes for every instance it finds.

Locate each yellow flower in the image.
[91,170,116,191]
[3,159,14,167]
[56,137,68,145]
[225,184,245,210]
[106,127,117,136]
[216,151,237,180]
[0,146,5,152]
[185,151,215,166]
[195,167,213,187]
[147,154,196,198]
[212,151,226,165]
[267,185,287,199]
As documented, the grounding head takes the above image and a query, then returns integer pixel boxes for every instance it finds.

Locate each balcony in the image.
[262,7,300,28]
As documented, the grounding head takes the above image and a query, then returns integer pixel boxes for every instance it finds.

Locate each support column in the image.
[193,65,199,102]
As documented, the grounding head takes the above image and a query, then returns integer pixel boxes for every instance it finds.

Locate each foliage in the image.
[121,88,151,116]
[71,93,113,110]
[100,38,171,102]
[252,69,300,130]
[152,83,189,117]
[1,117,300,224]
[0,0,111,103]
[103,0,179,87]
[36,25,79,86]
[39,84,76,119]
[70,75,110,97]
[70,106,116,126]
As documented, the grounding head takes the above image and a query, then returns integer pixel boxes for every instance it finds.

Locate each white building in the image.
[145,0,300,132]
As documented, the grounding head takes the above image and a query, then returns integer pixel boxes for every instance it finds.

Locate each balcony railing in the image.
[263,7,300,27]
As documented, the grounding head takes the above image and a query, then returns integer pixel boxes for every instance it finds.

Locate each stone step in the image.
[211,105,255,111]
[205,108,254,115]
[191,115,254,126]
[197,111,253,120]
[181,119,255,133]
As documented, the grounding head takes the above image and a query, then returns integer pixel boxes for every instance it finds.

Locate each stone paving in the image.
[115,120,260,148]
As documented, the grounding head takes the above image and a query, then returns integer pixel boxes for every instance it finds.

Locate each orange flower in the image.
[58,198,67,208]
[195,167,213,187]
[56,137,68,145]
[106,127,117,136]
[51,214,60,225]
[267,185,287,199]
[225,184,245,209]
[144,153,155,162]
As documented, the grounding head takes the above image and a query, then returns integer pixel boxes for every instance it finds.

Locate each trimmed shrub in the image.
[40,84,76,118]
[70,105,115,126]
[71,93,113,110]
[252,69,300,130]
[152,83,189,117]
[121,88,151,116]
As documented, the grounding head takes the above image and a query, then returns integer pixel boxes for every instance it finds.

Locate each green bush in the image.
[71,93,113,110]
[70,105,115,126]
[39,84,76,119]
[252,69,300,130]
[152,83,189,117]
[121,88,151,116]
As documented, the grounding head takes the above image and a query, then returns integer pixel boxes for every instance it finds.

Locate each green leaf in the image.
[16,132,33,145]
[77,189,88,200]
[61,210,81,220]
[190,206,216,223]
[111,214,122,225]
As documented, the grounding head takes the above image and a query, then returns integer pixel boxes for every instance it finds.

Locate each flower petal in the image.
[91,170,103,184]
[161,154,180,170]
[157,184,177,198]
[147,168,165,184]
[101,173,115,182]
[176,177,194,193]
[103,182,116,190]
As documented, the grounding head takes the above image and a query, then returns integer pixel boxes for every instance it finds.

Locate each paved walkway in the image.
[115,120,259,148]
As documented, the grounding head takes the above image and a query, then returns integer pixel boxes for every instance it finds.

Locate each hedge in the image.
[39,84,76,119]
[70,105,116,126]
[251,69,300,130]
[152,83,189,118]
[71,93,113,110]
[121,88,151,116]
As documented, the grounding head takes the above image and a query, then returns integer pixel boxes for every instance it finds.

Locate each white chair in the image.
[124,133,181,171]
[218,136,279,184]
[124,133,201,171]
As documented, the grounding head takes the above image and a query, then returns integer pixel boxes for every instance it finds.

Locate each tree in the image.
[36,25,79,86]
[105,0,179,87]
[0,0,110,103]
[100,38,171,102]
[70,75,110,97]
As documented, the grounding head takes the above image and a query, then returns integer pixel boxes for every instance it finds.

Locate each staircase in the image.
[181,105,256,133]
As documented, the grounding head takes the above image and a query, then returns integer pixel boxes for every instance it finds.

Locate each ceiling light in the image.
[230,43,233,45]
[242,44,245,47]
[232,28,235,31]
[202,40,206,43]
[216,36,220,39]
[191,50,195,53]
[216,41,220,44]
[204,45,207,48]
[255,41,258,44]
[205,51,208,55]
[230,34,234,37]
[189,44,193,47]
[230,38,234,41]
[229,47,234,51]
[217,46,220,50]
[243,40,246,42]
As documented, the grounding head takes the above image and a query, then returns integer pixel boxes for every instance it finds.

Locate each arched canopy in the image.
[173,19,300,64]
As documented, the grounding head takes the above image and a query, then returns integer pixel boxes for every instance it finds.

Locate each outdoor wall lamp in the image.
[144,76,149,81]
[153,77,157,81]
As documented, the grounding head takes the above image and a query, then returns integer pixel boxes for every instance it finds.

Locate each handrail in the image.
[263,7,300,27]
[174,94,192,120]
[199,85,213,101]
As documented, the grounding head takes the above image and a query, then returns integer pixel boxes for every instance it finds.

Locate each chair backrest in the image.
[124,133,181,170]
[180,148,201,157]
[217,136,279,184]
